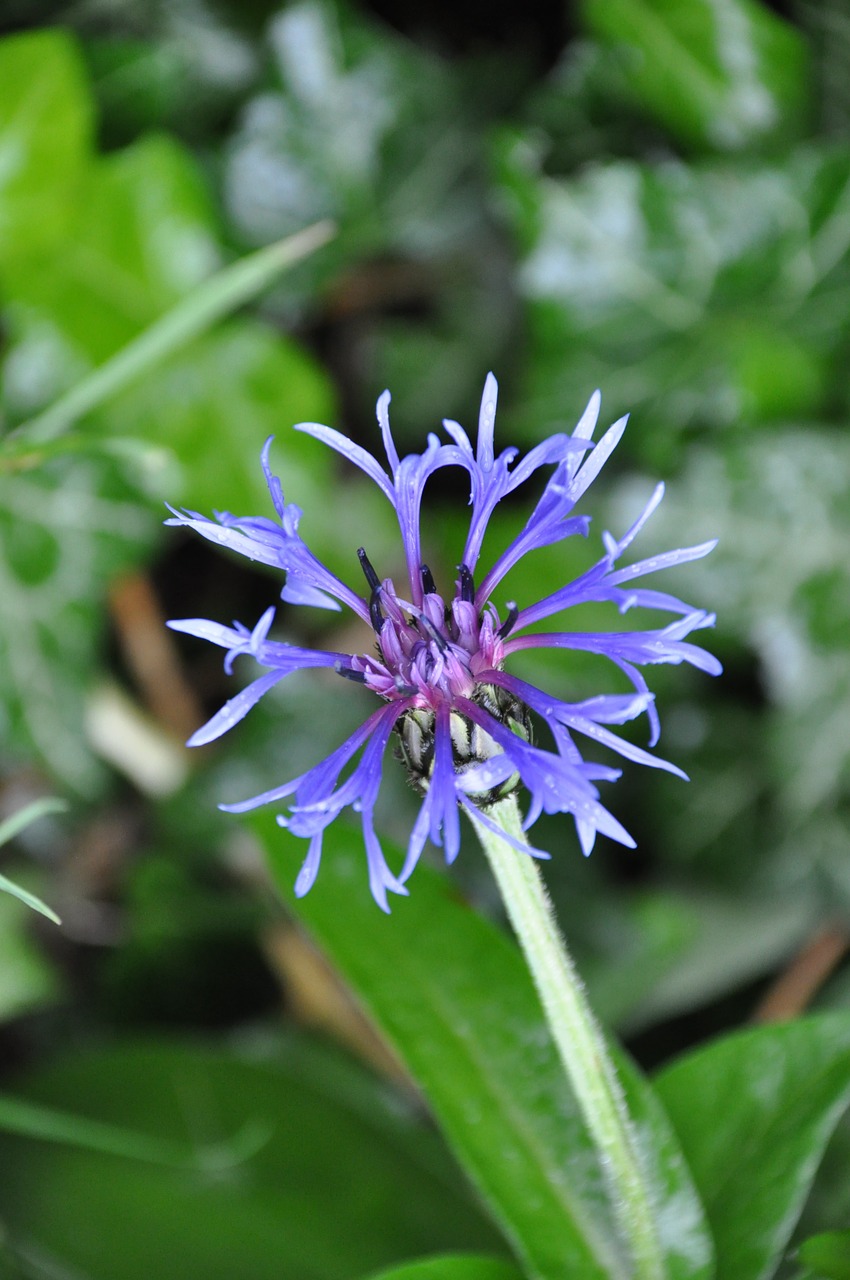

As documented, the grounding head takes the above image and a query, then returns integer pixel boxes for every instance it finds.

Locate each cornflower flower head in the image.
[167,376,721,910]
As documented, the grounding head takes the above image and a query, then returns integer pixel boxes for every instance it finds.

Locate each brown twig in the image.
[263,922,418,1095]
[108,571,203,742]
[753,922,849,1022]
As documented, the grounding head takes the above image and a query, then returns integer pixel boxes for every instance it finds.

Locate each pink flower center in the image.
[352,573,509,709]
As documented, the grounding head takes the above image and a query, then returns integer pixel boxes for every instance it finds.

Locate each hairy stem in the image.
[469,798,666,1280]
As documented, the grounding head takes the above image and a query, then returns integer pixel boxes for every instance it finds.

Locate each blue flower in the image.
[167,375,720,910]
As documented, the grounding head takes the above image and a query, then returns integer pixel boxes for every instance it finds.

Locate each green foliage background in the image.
[0,1,849,1277]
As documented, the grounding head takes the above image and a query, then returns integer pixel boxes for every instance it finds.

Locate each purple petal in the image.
[165,509,276,564]
[567,414,628,503]
[430,703,461,863]
[602,482,665,561]
[445,374,590,576]
[219,707,389,813]
[167,618,248,648]
[456,754,517,795]
[608,587,703,617]
[606,539,718,587]
[376,389,401,475]
[454,696,635,850]
[484,672,686,779]
[281,576,342,611]
[504,434,586,496]
[476,372,498,473]
[294,833,324,897]
[506,612,722,675]
[363,811,409,914]
[568,389,602,454]
[165,503,369,624]
[260,437,286,519]
[169,614,348,681]
[477,512,591,604]
[294,420,394,502]
[188,670,287,747]
[459,794,551,859]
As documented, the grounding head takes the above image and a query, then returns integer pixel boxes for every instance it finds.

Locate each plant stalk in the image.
[469,797,666,1280]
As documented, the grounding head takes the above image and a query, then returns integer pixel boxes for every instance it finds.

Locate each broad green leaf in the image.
[0,1039,503,1280]
[0,29,93,270]
[0,130,216,428]
[582,0,810,152]
[654,1015,850,1280]
[367,1256,525,1280]
[4,133,220,368]
[799,1232,850,1280]
[257,814,714,1280]
[793,1115,850,1268]
[84,11,257,144]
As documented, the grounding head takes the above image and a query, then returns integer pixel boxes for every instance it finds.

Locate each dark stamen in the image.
[419,614,448,653]
[420,564,437,596]
[370,586,385,634]
[458,563,475,603]
[497,602,519,639]
[394,675,417,696]
[335,661,368,684]
[357,547,381,592]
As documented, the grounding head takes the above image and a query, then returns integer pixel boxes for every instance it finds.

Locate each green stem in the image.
[469,798,666,1280]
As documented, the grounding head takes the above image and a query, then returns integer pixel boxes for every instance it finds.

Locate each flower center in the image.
[350,550,512,708]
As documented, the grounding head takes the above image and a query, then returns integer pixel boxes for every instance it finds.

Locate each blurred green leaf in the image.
[258,814,714,1280]
[7,221,334,452]
[99,853,276,1029]
[0,1038,502,1280]
[655,1015,850,1280]
[225,0,516,434]
[0,1093,198,1165]
[3,133,220,375]
[84,8,258,146]
[0,873,59,926]
[366,1256,525,1280]
[592,888,816,1033]
[799,1231,850,1279]
[0,29,93,273]
[226,0,481,256]
[0,796,67,849]
[582,0,810,153]
[0,113,335,789]
[0,889,60,1021]
[85,36,199,144]
[1,118,333,447]
[495,139,850,452]
[519,38,667,174]
[101,318,336,520]
[0,457,153,790]
[634,428,850,826]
